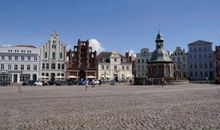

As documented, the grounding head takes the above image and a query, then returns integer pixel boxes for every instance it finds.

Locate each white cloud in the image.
[128,50,136,57]
[89,39,105,54]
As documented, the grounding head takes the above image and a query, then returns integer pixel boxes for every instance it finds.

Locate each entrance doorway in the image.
[78,70,86,80]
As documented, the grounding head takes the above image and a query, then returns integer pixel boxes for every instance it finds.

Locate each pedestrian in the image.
[85,80,88,91]
[161,78,165,87]
[99,79,102,87]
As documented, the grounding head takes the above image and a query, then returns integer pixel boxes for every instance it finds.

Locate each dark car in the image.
[67,80,78,85]
[0,81,10,86]
[47,80,55,85]
[22,80,35,86]
[55,80,68,86]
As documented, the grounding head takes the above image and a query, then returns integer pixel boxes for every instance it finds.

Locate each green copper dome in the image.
[149,33,172,63]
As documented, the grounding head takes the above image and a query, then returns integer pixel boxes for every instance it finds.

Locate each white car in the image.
[34,81,43,86]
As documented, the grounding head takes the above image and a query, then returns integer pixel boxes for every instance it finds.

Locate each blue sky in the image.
[0,0,220,54]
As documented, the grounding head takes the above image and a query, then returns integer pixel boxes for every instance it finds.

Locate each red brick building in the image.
[66,39,98,80]
[214,46,220,83]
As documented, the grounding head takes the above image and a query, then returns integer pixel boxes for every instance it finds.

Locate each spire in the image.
[155,32,164,49]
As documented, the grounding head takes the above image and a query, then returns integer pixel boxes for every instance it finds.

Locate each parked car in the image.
[67,80,78,85]
[47,80,55,85]
[54,80,68,86]
[0,81,10,86]
[22,80,35,86]
[34,81,42,86]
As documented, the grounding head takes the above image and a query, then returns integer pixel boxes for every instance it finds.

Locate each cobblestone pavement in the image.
[0,84,220,130]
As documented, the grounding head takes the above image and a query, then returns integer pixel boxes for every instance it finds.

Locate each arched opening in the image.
[78,70,86,80]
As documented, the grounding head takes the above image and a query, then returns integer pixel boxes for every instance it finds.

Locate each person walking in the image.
[85,80,88,91]
[99,79,102,87]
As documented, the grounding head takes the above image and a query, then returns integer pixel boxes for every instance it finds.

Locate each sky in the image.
[0,0,220,54]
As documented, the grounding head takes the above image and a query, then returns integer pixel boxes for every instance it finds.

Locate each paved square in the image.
[0,84,220,129]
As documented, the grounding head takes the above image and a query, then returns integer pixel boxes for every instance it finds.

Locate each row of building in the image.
[0,32,220,84]
[0,32,133,83]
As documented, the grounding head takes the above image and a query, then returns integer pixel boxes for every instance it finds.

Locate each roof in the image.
[149,47,172,63]
[188,40,212,46]
[15,45,36,48]
[97,52,112,61]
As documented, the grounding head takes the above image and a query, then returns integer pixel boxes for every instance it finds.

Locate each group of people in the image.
[85,79,102,91]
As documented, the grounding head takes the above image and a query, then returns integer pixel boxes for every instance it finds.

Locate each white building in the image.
[135,48,150,78]
[171,47,188,80]
[0,45,40,83]
[97,51,133,81]
[40,32,66,80]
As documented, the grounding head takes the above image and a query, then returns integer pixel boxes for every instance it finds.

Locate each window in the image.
[28,56,31,61]
[15,56,18,60]
[20,65,24,70]
[194,72,198,77]
[126,66,129,70]
[8,64,11,70]
[0,64,4,70]
[58,63,61,69]
[194,64,197,69]
[45,52,47,58]
[51,63,56,69]
[52,44,56,48]
[204,62,208,68]
[52,52,56,59]
[183,64,186,69]
[114,65,117,70]
[182,57,185,61]
[60,53,62,59]
[21,56,24,61]
[172,57,175,62]
[34,57,37,61]
[8,56,12,60]
[209,62,213,68]
[46,63,49,69]
[209,53,212,58]
[142,59,144,63]
[114,58,117,62]
[27,65,30,70]
[138,65,140,71]
[200,63,202,69]
[138,59,140,63]
[122,66,125,70]
[14,65,18,70]
[177,57,180,62]
[1,56,5,60]
[42,63,45,69]
[204,47,207,51]
[106,65,109,70]
[101,65,104,70]
[204,54,207,58]
[200,72,203,77]
[189,54,192,59]
[190,72,193,77]
[33,65,37,70]
[62,64,64,70]
[194,54,197,59]
[193,48,197,52]
[199,54,202,58]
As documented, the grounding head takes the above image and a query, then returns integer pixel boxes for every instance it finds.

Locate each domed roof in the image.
[149,47,172,63]
[149,32,172,63]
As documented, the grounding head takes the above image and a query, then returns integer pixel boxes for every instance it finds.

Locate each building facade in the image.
[66,39,97,80]
[0,45,40,83]
[135,48,150,78]
[40,32,66,80]
[187,40,215,81]
[97,51,133,81]
[214,46,220,83]
[171,47,188,80]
